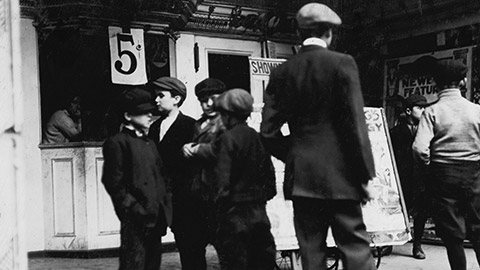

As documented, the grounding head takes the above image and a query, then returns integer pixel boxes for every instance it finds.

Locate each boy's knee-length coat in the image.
[102,128,172,232]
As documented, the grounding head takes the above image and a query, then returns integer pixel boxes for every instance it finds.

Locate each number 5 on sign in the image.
[109,26,147,85]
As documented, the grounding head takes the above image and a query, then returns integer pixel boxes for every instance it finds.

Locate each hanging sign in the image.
[249,57,286,80]
[108,26,147,85]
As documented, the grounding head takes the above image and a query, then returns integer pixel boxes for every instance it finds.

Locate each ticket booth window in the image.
[38,29,170,142]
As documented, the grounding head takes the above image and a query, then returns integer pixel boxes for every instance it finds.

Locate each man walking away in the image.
[261,3,376,270]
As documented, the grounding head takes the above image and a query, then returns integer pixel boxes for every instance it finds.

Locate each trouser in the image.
[413,212,429,247]
[119,218,163,270]
[428,161,480,270]
[216,202,276,270]
[292,197,376,270]
[172,198,217,270]
[408,178,431,246]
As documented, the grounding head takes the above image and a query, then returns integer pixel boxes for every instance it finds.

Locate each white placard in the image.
[108,26,147,85]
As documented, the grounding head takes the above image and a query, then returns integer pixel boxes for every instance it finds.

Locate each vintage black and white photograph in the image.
[2,0,480,269]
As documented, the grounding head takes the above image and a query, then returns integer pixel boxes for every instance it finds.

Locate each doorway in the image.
[208,53,250,91]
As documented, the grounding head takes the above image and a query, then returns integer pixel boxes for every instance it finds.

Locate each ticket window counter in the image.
[40,142,120,250]
[40,142,176,251]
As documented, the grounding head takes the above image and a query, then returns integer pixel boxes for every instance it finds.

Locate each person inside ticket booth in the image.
[43,95,83,144]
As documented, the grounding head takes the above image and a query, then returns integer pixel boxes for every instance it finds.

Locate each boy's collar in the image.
[161,107,180,119]
[123,124,146,137]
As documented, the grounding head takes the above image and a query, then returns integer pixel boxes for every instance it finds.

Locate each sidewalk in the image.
[28,243,480,270]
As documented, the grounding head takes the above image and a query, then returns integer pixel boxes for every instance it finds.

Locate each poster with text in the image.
[384,46,473,128]
[362,107,410,246]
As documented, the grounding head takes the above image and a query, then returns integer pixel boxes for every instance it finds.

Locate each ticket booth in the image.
[38,31,177,251]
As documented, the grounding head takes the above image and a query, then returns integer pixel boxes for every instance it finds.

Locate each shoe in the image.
[412,245,426,259]
[372,246,393,257]
[381,246,393,256]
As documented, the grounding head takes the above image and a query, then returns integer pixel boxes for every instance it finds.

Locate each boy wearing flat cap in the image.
[390,94,429,259]
[261,3,376,270]
[102,87,171,270]
[175,78,227,269]
[147,77,197,269]
[413,60,480,270]
[213,89,277,270]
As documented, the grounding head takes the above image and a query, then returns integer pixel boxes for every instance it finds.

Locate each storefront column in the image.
[0,1,28,268]
[20,17,44,253]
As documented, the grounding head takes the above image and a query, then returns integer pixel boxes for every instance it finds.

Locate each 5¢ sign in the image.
[108,26,147,85]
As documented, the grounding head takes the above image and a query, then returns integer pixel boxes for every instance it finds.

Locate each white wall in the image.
[20,18,44,252]
[175,33,203,119]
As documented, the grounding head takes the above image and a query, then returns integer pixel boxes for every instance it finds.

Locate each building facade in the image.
[17,0,480,253]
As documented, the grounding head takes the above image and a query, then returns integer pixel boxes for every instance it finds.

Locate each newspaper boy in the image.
[102,87,171,270]
[213,88,277,269]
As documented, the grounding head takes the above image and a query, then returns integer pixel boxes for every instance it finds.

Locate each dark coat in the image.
[215,123,276,204]
[102,128,172,231]
[261,45,375,201]
[148,112,196,199]
[190,114,225,201]
[390,121,423,210]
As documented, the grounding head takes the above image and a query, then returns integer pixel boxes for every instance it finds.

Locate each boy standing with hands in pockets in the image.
[102,87,171,270]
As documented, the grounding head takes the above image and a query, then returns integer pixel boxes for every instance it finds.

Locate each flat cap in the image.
[214,88,253,117]
[432,59,467,86]
[121,87,156,115]
[404,94,427,110]
[195,78,227,99]
[150,77,187,99]
[296,3,342,29]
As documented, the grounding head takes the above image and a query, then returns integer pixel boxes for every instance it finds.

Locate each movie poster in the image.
[384,46,474,129]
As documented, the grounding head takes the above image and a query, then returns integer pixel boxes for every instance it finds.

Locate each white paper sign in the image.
[108,26,147,85]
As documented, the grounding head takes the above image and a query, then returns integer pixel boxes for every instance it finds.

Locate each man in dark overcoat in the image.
[147,77,197,269]
[260,3,376,270]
